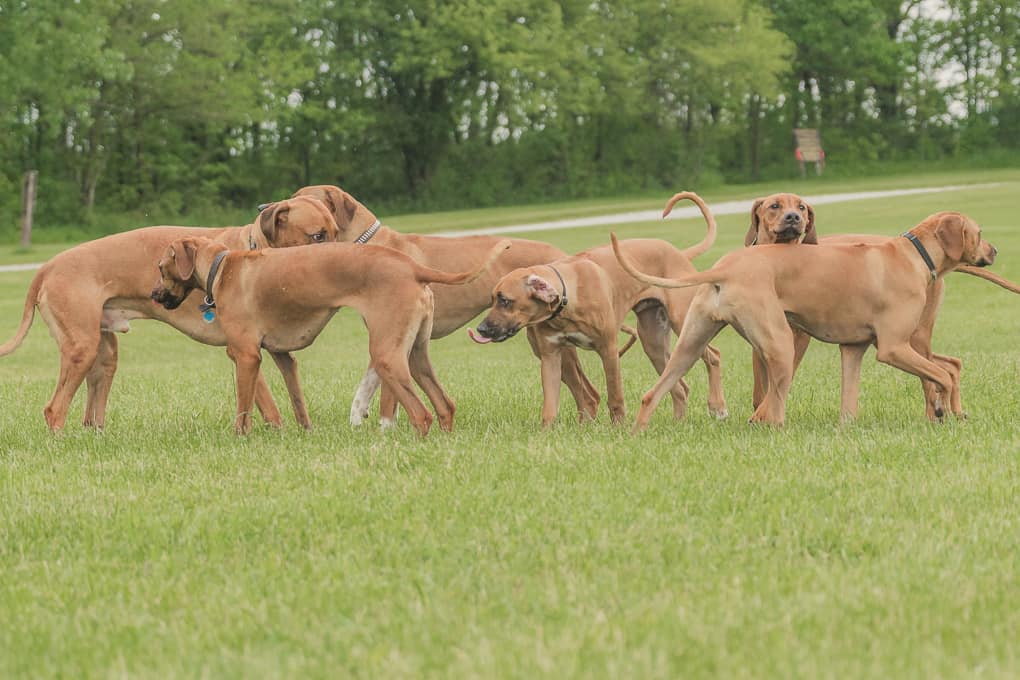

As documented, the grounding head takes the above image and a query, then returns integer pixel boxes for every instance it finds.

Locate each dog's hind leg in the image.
[350,366,381,426]
[83,332,118,429]
[270,351,312,429]
[39,302,102,432]
[636,305,690,420]
[838,343,869,422]
[634,300,725,432]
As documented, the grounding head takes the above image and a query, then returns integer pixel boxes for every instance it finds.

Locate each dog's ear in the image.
[319,186,359,230]
[745,198,765,246]
[525,274,560,305]
[170,239,197,280]
[259,201,290,243]
[802,202,818,244]
[934,213,967,261]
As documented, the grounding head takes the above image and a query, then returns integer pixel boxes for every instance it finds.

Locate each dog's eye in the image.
[496,293,512,308]
[798,204,806,211]
[770,203,780,209]
[310,231,326,243]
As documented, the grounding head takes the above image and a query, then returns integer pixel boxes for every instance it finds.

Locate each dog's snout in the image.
[256,203,270,213]
[783,211,801,223]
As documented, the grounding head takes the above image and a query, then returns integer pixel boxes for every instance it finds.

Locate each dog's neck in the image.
[906,228,954,279]
[244,222,270,250]
[190,247,232,295]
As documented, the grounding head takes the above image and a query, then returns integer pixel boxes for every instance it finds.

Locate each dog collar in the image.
[902,231,938,282]
[198,250,230,314]
[546,265,568,321]
[354,220,382,244]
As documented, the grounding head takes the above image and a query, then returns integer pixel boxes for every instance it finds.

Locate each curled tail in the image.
[0,271,42,357]
[662,191,717,260]
[414,240,512,285]
[611,233,717,290]
[617,324,638,357]
[954,265,1020,294]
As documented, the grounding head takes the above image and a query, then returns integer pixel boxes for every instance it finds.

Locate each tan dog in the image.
[747,192,1016,420]
[151,237,509,435]
[471,192,728,427]
[288,185,600,426]
[0,197,339,431]
[613,211,997,429]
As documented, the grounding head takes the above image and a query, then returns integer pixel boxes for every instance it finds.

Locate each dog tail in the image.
[0,270,42,357]
[414,240,512,285]
[611,232,718,290]
[955,265,1020,294]
[618,324,639,357]
[662,191,717,260]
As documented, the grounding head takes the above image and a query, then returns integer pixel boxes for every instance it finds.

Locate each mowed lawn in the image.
[1,173,1019,679]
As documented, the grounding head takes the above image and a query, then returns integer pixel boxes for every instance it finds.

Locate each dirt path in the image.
[0,182,1001,273]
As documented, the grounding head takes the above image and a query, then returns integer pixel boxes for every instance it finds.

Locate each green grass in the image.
[1,173,1019,678]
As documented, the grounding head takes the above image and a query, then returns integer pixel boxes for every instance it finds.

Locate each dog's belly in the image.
[104,296,230,345]
[785,313,874,345]
[548,331,596,350]
[261,310,337,352]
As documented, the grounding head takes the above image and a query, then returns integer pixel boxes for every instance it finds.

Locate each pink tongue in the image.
[467,328,492,345]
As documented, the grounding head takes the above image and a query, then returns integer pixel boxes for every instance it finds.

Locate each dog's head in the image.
[926,211,997,267]
[150,237,214,310]
[746,193,816,246]
[254,196,340,247]
[288,185,380,243]
[471,269,564,343]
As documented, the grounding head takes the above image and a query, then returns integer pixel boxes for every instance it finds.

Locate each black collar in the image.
[902,231,938,282]
[354,220,382,244]
[198,250,230,313]
[546,265,568,321]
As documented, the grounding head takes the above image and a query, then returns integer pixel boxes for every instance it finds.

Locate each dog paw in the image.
[709,406,729,420]
[379,417,396,430]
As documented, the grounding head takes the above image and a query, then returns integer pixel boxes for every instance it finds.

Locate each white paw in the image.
[379,417,396,430]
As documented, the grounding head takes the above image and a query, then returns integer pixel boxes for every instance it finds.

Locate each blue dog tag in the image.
[202,309,216,323]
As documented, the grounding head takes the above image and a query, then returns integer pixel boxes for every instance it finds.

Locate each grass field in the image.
[1,172,1019,678]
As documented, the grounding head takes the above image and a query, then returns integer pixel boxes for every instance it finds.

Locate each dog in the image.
[151,237,510,435]
[470,192,728,427]
[286,184,600,426]
[0,197,340,431]
[746,192,1017,420]
[612,210,997,429]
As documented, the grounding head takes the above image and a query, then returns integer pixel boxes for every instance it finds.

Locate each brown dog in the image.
[288,185,600,426]
[0,197,339,431]
[471,192,728,427]
[151,237,509,435]
[744,192,961,420]
[613,211,997,429]
[745,192,1019,420]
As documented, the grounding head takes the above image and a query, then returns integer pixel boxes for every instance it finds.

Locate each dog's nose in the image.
[256,203,270,213]
[782,211,801,223]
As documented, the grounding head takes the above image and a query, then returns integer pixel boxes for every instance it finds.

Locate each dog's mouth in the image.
[773,226,803,243]
[150,288,185,310]
[469,324,519,344]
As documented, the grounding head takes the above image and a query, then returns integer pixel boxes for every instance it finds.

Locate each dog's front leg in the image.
[539,346,563,428]
[228,345,262,435]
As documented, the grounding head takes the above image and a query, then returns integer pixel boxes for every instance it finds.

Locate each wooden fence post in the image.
[20,170,38,248]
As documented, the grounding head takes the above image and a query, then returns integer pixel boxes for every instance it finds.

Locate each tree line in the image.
[1,0,1018,232]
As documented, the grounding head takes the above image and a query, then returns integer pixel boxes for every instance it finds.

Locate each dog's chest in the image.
[548,331,596,350]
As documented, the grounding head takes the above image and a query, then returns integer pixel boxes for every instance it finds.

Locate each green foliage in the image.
[0,0,1018,233]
